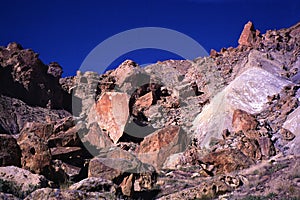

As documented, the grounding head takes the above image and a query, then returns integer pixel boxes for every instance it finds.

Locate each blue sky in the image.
[1,0,299,76]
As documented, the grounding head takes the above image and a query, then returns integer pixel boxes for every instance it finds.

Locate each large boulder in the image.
[69,177,117,193]
[88,147,156,196]
[81,122,113,152]
[89,92,129,143]
[136,125,188,170]
[0,95,70,135]
[110,59,149,94]
[17,122,52,174]
[0,134,21,167]
[0,166,48,198]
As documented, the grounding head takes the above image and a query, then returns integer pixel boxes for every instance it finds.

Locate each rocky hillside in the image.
[0,21,300,200]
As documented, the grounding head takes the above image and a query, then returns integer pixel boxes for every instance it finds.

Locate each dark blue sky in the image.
[1,0,300,76]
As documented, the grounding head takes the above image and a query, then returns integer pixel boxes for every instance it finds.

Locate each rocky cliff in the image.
[0,21,300,199]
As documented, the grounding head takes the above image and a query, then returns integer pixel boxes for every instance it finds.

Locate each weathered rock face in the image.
[110,59,147,93]
[91,92,129,143]
[0,134,21,167]
[68,177,117,193]
[0,21,299,200]
[193,66,290,148]
[202,149,255,174]
[136,125,188,170]
[88,147,157,196]
[0,166,48,198]
[17,122,52,174]
[0,42,71,111]
[0,95,70,135]
[71,71,101,116]
[81,122,113,151]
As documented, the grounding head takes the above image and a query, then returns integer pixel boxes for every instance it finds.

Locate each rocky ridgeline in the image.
[0,21,300,199]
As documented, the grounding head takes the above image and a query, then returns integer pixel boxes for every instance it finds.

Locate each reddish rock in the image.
[50,146,82,158]
[201,149,255,174]
[0,134,21,167]
[132,91,154,116]
[17,122,52,174]
[93,92,129,143]
[238,21,258,46]
[232,109,258,132]
[137,125,188,170]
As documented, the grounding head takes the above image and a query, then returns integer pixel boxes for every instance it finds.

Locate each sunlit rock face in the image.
[92,92,129,144]
[193,66,290,148]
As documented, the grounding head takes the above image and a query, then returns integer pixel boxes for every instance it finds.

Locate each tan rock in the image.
[210,49,218,58]
[137,125,188,170]
[93,92,129,143]
[17,122,52,174]
[201,149,255,174]
[120,174,134,196]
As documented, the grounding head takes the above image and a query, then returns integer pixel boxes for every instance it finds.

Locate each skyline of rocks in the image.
[0,21,299,199]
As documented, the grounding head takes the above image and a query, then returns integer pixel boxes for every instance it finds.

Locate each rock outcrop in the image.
[0,21,300,199]
[193,66,290,148]
[91,92,129,143]
[0,134,21,167]
[238,21,261,46]
[17,122,52,174]
[0,43,71,111]
[136,125,188,170]
[0,166,48,198]
[88,147,157,196]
